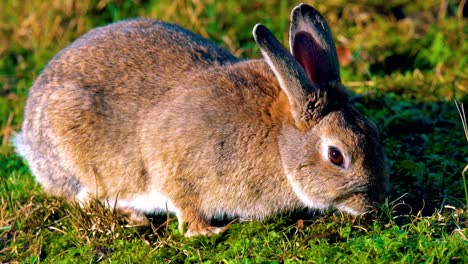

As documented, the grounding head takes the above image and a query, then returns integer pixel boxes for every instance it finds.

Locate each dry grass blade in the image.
[458,0,467,20]
[455,100,468,207]
[1,112,14,146]
[455,101,468,142]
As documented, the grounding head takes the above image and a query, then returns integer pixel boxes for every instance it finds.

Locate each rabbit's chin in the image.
[335,194,373,216]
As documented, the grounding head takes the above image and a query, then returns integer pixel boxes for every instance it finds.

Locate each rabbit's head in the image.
[254,4,388,214]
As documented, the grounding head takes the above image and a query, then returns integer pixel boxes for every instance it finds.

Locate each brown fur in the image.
[15,4,388,237]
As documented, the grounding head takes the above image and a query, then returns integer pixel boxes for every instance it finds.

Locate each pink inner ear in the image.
[292,31,318,82]
[292,31,339,83]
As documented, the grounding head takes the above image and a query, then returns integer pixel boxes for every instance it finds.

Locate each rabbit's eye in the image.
[328,147,344,167]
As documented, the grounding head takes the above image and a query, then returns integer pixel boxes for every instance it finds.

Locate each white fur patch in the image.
[104,191,181,217]
[75,187,181,220]
[76,187,91,206]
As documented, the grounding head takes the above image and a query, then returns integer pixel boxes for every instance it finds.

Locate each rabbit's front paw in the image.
[184,223,224,237]
[121,208,150,226]
[178,209,225,237]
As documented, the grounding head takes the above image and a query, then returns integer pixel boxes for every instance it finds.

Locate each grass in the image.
[455,101,468,205]
[1,0,467,262]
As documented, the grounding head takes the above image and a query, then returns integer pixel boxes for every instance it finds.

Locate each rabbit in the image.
[14,3,388,237]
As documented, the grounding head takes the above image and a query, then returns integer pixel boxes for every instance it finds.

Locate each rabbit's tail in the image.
[13,132,29,160]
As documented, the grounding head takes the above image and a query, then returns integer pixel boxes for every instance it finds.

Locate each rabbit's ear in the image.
[253,24,319,128]
[254,24,347,128]
[289,3,340,83]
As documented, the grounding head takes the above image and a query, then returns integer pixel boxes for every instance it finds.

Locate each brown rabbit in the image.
[14,3,388,237]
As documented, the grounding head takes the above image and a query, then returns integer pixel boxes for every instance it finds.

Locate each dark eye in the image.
[328,147,344,167]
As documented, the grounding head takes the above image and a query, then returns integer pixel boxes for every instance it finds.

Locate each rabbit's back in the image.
[39,19,238,98]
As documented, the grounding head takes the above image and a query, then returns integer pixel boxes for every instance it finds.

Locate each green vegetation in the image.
[1,0,467,262]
